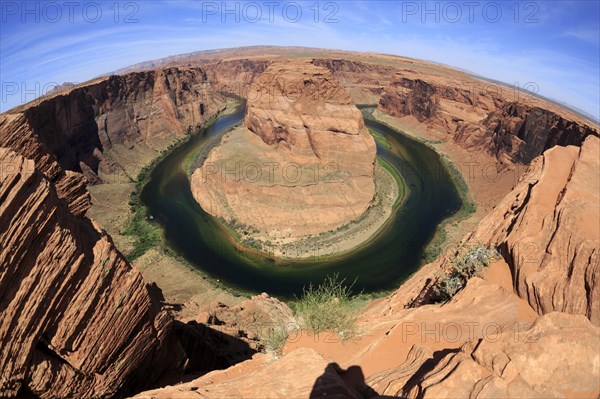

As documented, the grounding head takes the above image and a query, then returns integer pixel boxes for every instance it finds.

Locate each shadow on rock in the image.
[173,320,257,382]
[310,363,401,399]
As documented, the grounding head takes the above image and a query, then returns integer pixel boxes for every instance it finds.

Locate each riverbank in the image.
[365,107,521,257]
[188,118,405,261]
[88,103,251,321]
[120,104,468,297]
[259,159,404,260]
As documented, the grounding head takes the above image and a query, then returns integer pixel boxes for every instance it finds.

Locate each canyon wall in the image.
[0,149,185,398]
[204,59,269,99]
[471,135,600,324]
[0,67,229,189]
[378,75,599,165]
[366,135,600,326]
[312,58,398,104]
[0,65,237,398]
[191,60,376,238]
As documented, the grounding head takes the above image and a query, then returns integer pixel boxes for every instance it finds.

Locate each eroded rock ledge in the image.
[366,136,600,326]
[472,135,600,324]
[0,149,184,398]
[191,60,376,239]
[378,75,599,166]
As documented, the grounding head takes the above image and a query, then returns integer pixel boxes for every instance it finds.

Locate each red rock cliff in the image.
[0,149,185,398]
[0,67,228,192]
[378,75,599,165]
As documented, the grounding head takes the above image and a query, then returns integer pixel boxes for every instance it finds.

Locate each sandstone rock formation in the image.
[191,60,376,238]
[243,60,375,172]
[379,78,441,123]
[130,348,369,399]
[204,59,269,98]
[471,135,600,324]
[375,313,600,398]
[0,149,185,398]
[0,113,92,217]
[365,137,600,327]
[130,260,599,399]
[378,75,598,165]
[197,293,297,351]
[456,102,599,164]
[0,67,228,187]
[312,58,397,104]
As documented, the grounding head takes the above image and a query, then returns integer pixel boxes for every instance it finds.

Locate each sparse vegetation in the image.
[369,128,392,149]
[123,110,228,261]
[378,157,405,209]
[442,155,477,217]
[262,323,291,356]
[433,245,500,302]
[293,274,362,338]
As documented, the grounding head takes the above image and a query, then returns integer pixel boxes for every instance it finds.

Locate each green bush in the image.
[433,245,500,302]
[293,274,359,338]
[124,206,162,261]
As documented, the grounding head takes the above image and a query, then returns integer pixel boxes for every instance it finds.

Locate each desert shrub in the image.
[433,245,500,302]
[293,274,360,338]
[124,206,162,261]
[262,323,290,356]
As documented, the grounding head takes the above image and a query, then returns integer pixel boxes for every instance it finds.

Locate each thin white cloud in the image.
[564,29,600,45]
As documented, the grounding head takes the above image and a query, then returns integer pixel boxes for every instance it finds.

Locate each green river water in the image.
[140,105,462,298]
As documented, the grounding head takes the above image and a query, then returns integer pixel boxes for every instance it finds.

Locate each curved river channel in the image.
[141,105,462,297]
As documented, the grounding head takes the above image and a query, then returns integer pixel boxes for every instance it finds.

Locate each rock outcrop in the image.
[312,58,397,104]
[0,149,185,398]
[130,348,367,399]
[379,78,440,123]
[398,313,600,399]
[191,60,376,238]
[0,113,92,217]
[0,67,228,187]
[471,135,600,324]
[365,136,599,326]
[457,102,599,164]
[204,59,269,99]
[197,293,297,351]
[129,261,599,399]
[378,75,598,165]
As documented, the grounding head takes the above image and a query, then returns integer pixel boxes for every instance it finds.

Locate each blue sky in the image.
[1,0,599,119]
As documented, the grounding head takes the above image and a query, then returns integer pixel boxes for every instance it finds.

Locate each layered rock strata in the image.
[0,149,185,398]
[471,135,600,324]
[191,60,376,238]
[374,313,600,398]
[0,67,228,189]
[365,136,599,326]
[378,75,598,165]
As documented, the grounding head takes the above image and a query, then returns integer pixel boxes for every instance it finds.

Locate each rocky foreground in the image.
[0,47,598,398]
[191,60,376,239]
[0,149,184,397]
[132,136,600,399]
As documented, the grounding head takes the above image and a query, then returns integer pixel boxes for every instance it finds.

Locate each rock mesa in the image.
[192,60,376,238]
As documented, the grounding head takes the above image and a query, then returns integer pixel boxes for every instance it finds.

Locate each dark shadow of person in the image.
[309,362,399,398]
